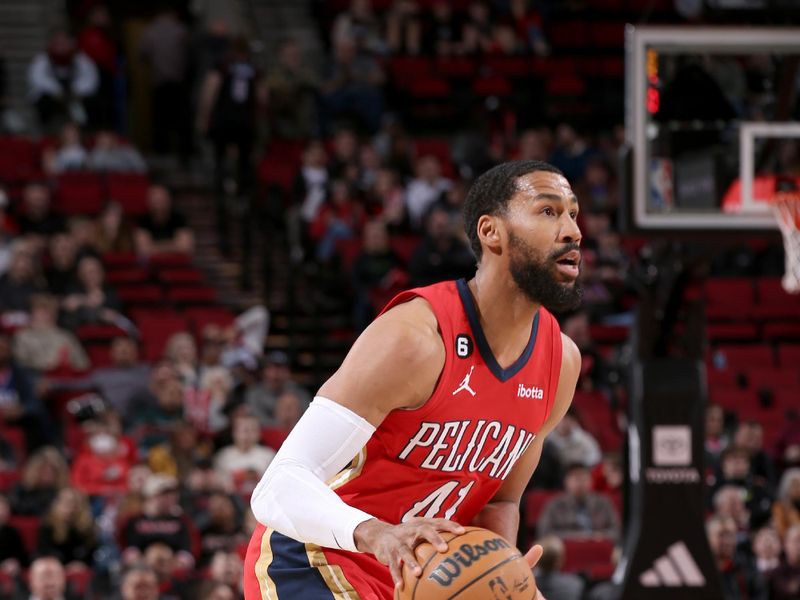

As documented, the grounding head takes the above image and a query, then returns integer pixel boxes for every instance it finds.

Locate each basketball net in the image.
[768,191,800,294]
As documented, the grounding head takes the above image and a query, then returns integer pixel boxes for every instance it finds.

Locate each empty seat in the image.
[148,253,192,268]
[523,490,561,532]
[102,251,138,268]
[408,77,451,98]
[562,537,615,574]
[705,278,754,320]
[472,76,512,97]
[708,388,759,412]
[715,345,774,369]
[135,313,190,361]
[262,427,289,451]
[166,286,216,305]
[707,322,759,342]
[56,172,105,215]
[435,56,476,79]
[107,173,150,216]
[763,321,800,341]
[116,285,164,306]
[744,367,799,391]
[158,268,204,285]
[77,324,128,343]
[778,344,800,367]
[105,266,150,285]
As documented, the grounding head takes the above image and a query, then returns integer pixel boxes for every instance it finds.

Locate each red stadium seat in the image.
[435,57,476,79]
[708,388,758,413]
[335,238,363,272]
[8,516,40,555]
[715,344,774,369]
[0,470,21,492]
[107,173,150,216]
[744,367,799,391]
[166,286,217,305]
[523,490,561,531]
[547,21,590,50]
[262,428,289,451]
[105,266,150,285]
[390,236,421,265]
[562,537,615,574]
[472,76,512,97]
[87,344,113,369]
[482,56,530,78]
[706,368,739,389]
[763,321,800,341]
[158,268,204,286]
[102,251,138,268]
[77,324,128,343]
[0,137,38,182]
[184,307,236,336]
[116,285,164,306]
[778,344,800,367]
[705,278,754,320]
[388,56,433,86]
[148,253,192,268]
[55,172,105,215]
[591,22,625,48]
[135,313,189,361]
[707,322,759,342]
[66,567,93,596]
[408,78,451,99]
[0,427,26,463]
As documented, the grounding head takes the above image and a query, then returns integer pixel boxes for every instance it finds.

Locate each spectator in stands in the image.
[8,447,69,516]
[773,468,800,539]
[0,247,46,313]
[406,155,452,230]
[143,542,186,598]
[44,233,78,297]
[321,37,385,135]
[138,7,191,160]
[213,413,275,489]
[0,494,28,576]
[126,377,184,452]
[508,0,548,56]
[328,128,360,180]
[310,179,366,263]
[266,38,319,140]
[61,255,122,330]
[753,526,782,578]
[706,403,729,470]
[386,1,422,55]
[77,4,117,129]
[199,366,233,434]
[165,332,199,389]
[294,140,330,239]
[713,485,751,548]
[85,131,147,173]
[515,129,550,162]
[533,535,585,600]
[734,420,776,490]
[369,168,406,232]
[713,446,773,530]
[36,487,97,567]
[197,582,236,600]
[461,1,494,54]
[71,409,134,497]
[591,451,623,497]
[148,420,213,483]
[538,463,620,541]
[208,550,244,597]
[272,390,306,433]
[706,515,767,600]
[769,524,800,600]
[42,122,87,174]
[124,360,178,425]
[135,185,194,259]
[24,556,68,600]
[244,351,310,427]
[0,330,52,450]
[89,337,150,416]
[546,407,602,468]
[120,565,160,600]
[12,294,89,372]
[123,473,194,566]
[15,183,63,244]
[198,492,245,566]
[408,206,474,287]
[331,0,386,56]
[351,219,405,331]
[27,30,99,130]
[95,202,135,254]
[549,124,595,183]
[422,0,462,56]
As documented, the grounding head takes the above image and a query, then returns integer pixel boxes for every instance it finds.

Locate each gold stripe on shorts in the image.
[255,527,278,600]
[305,543,362,600]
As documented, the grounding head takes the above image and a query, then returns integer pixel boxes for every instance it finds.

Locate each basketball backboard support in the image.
[626,26,800,230]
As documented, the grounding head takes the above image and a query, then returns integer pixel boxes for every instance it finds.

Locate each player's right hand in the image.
[353,517,465,591]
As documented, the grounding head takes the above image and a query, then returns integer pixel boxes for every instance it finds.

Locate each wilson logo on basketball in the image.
[517,383,544,399]
[428,538,513,586]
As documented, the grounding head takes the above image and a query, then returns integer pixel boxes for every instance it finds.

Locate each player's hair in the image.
[463,160,564,261]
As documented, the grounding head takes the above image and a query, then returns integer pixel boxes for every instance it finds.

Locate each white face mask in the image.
[89,433,117,454]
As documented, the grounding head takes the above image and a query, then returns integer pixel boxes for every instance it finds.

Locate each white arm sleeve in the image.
[250,396,377,552]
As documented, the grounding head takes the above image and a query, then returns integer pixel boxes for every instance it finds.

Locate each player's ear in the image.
[477,214,503,256]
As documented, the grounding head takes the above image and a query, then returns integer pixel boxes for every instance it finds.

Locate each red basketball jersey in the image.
[245,278,563,599]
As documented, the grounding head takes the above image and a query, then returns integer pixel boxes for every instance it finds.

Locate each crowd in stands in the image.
[0,1,797,599]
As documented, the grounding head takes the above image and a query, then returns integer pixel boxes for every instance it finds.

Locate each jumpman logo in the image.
[453,365,476,397]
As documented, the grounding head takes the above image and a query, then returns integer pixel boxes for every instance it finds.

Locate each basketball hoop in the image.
[767,190,800,294]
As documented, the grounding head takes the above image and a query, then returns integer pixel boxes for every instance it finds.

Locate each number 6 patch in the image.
[455,334,473,358]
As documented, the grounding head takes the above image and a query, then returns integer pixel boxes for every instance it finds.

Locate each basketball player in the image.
[244,161,583,599]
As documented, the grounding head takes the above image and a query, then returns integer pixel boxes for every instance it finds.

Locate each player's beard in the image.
[508,230,583,312]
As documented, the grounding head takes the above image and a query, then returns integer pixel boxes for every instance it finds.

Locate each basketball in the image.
[396,527,537,600]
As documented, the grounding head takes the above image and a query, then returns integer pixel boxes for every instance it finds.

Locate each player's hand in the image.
[354,517,465,591]
[524,546,546,600]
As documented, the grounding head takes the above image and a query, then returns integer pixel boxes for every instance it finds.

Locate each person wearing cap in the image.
[121,473,195,570]
[243,351,311,427]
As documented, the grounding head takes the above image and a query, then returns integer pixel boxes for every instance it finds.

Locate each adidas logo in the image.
[639,541,706,587]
